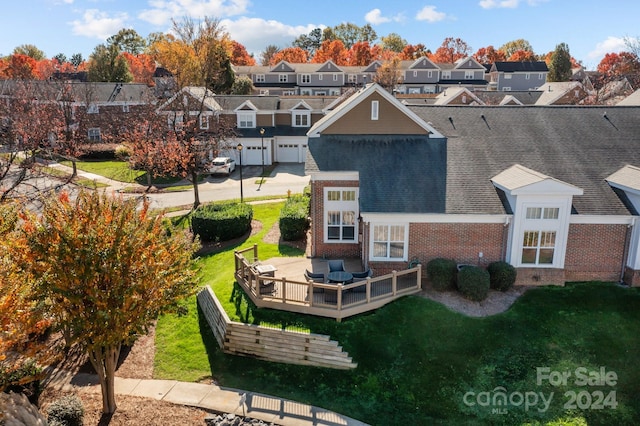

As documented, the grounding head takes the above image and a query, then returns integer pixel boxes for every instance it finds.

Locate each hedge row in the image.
[279,193,310,241]
[426,258,517,301]
[191,202,253,242]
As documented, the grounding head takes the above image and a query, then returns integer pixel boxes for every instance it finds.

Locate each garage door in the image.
[243,145,266,165]
[277,142,307,163]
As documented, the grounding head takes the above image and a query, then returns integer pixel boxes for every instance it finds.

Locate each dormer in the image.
[290,101,312,128]
[453,57,485,70]
[234,100,258,129]
[270,61,295,73]
[408,57,438,70]
[492,164,583,268]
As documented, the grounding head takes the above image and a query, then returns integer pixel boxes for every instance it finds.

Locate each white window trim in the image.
[255,74,265,83]
[323,187,359,244]
[200,115,209,130]
[371,100,379,120]
[511,199,571,268]
[301,74,310,83]
[279,74,288,83]
[237,112,256,128]
[87,127,101,141]
[369,223,409,261]
[442,71,451,79]
[292,111,310,127]
[465,70,474,79]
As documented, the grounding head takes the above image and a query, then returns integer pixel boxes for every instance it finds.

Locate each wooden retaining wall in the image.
[197,286,357,370]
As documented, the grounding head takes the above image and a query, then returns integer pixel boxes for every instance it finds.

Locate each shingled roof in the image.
[408,105,640,215]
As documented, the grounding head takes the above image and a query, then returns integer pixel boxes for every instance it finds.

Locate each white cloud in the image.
[365,9,390,25]
[69,9,129,40]
[139,0,250,27]
[415,6,446,23]
[587,36,627,61]
[221,17,320,57]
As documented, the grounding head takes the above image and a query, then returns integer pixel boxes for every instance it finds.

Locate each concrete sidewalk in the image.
[45,368,369,426]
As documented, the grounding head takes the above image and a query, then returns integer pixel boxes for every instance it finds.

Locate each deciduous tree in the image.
[260,45,279,66]
[499,39,533,58]
[107,28,147,55]
[121,52,156,85]
[380,33,407,53]
[430,37,471,63]
[16,190,200,414]
[473,45,506,64]
[507,49,536,62]
[311,39,348,65]
[399,44,431,60]
[230,41,256,66]
[12,44,45,61]
[374,57,403,93]
[269,47,308,65]
[597,51,640,76]
[87,44,133,83]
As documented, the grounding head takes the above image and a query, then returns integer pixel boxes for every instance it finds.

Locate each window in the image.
[504,74,512,79]
[465,70,474,79]
[319,74,323,81]
[200,115,209,129]
[371,100,379,120]
[442,71,451,79]
[427,70,432,78]
[293,111,310,127]
[372,224,407,260]
[87,103,99,114]
[87,128,101,142]
[237,112,255,128]
[122,104,130,112]
[348,74,357,83]
[525,73,531,80]
[522,231,556,264]
[502,87,512,91]
[538,73,544,80]
[521,206,560,265]
[255,74,265,83]
[333,74,338,81]
[301,74,310,83]
[168,114,183,130]
[413,70,418,77]
[279,74,288,83]
[324,188,358,243]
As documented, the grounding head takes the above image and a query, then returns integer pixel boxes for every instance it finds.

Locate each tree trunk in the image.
[146,170,152,189]
[192,171,200,209]
[71,160,77,178]
[87,343,121,414]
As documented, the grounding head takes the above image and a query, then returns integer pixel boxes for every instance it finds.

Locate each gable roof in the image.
[535,82,586,105]
[434,87,485,105]
[307,83,443,138]
[491,61,549,73]
[492,164,583,195]
[617,89,640,105]
[407,105,640,215]
[156,86,220,113]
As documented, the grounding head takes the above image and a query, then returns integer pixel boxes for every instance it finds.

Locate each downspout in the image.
[619,217,635,284]
[502,216,511,262]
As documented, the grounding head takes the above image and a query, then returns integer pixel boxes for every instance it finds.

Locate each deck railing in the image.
[234,246,422,321]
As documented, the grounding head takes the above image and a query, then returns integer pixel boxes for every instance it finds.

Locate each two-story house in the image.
[488,61,549,91]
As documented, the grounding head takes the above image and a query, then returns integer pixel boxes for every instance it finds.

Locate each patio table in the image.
[327,271,353,284]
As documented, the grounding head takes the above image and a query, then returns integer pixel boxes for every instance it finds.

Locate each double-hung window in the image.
[324,188,358,243]
[371,224,408,261]
[87,128,101,142]
[301,74,310,83]
[293,111,310,127]
[521,207,560,265]
[237,112,255,128]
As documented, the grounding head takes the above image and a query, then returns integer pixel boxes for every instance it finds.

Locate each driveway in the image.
[140,163,310,210]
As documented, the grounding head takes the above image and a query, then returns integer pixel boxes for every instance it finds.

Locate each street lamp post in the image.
[259,127,265,178]
[237,143,243,203]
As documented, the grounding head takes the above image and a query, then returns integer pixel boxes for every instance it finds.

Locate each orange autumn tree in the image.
[269,47,309,65]
[430,37,472,63]
[121,52,156,85]
[311,39,349,65]
[0,203,58,395]
[231,40,256,66]
[473,45,506,64]
[16,190,200,414]
[507,49,537,62]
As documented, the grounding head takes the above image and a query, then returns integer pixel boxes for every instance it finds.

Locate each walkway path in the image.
[45,368,368,426]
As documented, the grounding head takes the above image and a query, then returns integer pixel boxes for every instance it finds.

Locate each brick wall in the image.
[565,223,628,283]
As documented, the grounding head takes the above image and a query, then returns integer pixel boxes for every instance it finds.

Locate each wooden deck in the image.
[234,245,422,321]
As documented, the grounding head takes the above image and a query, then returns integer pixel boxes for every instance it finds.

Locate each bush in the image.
[279,194,310,241]
[114,144,131,160]
[191,202,253,242]
[487,261,517,291]
[1,359,43,404]
[426,258,457,291]
[456,265,490,301]
[46,394,84,426]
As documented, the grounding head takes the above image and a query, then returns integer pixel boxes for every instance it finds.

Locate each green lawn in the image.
[155,202,640,425]
[61,160,180,185]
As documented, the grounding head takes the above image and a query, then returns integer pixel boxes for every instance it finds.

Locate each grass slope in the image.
[156,203,640,425]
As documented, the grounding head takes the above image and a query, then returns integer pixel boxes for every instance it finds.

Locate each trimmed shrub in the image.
[191,202,253,242]
[426,258,457,291]
[1,360,43,404]
[457,265,490,301]
[279,194,310,241]
[46,394,84,426]
[487,261,517,291]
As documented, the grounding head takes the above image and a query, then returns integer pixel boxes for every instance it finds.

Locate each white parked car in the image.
[209,157,236,175]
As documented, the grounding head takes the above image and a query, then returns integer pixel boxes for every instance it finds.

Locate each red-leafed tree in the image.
[430,37,472,63]
[507,49,537,62]
[311,39,349,65]
[269,47,309,65]
[597,52,640,76]
[230,41,256,66]
[399,44,431,60]
[347,41,376,66]
[473,46,506,64]
[122,52,156,85]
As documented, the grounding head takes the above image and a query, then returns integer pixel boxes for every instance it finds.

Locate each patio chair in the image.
[328,259,345,273]
[304,270,325,283]
[352,268,372,281]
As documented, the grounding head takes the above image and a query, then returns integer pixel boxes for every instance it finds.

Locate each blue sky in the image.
[2,0,638,70]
